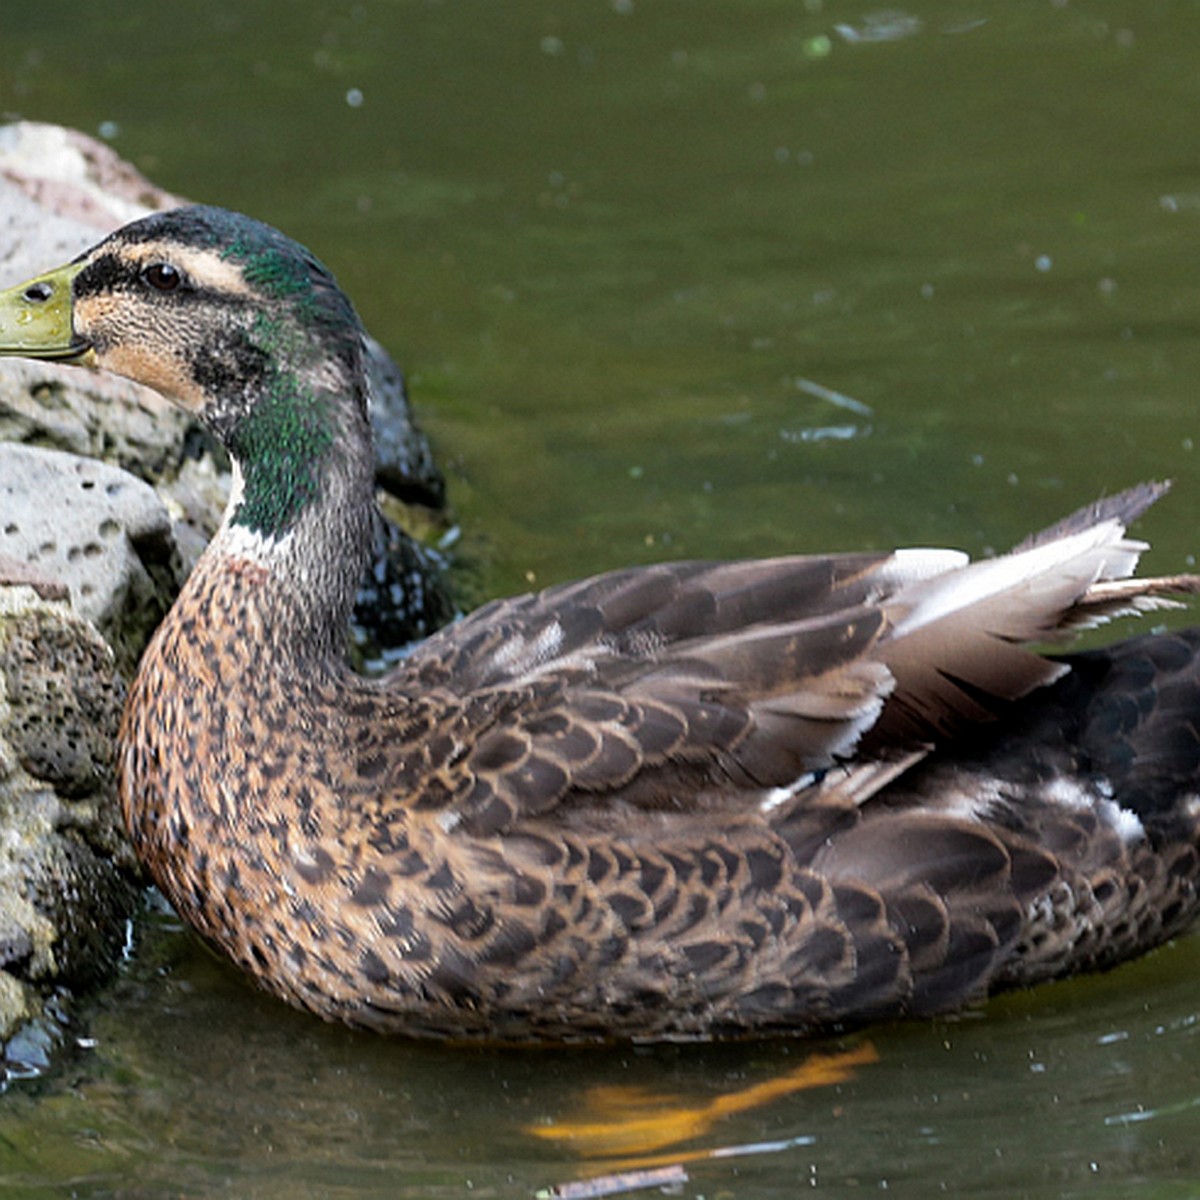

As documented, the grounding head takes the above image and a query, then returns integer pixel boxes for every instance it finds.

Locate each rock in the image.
[0,357,193,480]
[4,1011,61,1076]
[353,512,456,671]
[0,973,38,1047]
[0,120,184,250]
[0,444,179,676]
[0,590,140,1054]
[364,335,446,509]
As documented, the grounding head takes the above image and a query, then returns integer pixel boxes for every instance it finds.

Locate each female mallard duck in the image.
[1,205,1198,1042]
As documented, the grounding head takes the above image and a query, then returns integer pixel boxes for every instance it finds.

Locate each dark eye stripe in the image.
[72,252,250,310]
[72,253,141,299]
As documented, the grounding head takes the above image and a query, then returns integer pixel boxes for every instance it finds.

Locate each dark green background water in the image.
[2,2,1199,1196]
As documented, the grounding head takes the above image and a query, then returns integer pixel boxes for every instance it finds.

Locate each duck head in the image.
[0,205,373,542]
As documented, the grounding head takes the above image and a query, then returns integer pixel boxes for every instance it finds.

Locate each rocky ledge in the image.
[0,121,455,1078]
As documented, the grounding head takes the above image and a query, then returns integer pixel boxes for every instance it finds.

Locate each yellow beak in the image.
[0,261,94,362]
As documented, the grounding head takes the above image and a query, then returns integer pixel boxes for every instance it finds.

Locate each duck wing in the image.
[395,482,1196,836]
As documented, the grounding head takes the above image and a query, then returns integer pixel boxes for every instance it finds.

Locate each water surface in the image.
[1,2,1199,1196]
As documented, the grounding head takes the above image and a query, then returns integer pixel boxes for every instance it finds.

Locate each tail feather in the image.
[1009,480,1171,552]
[869,482,1200,745]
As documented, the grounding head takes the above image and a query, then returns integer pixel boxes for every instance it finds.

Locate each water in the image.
[2,1,1199,1195]
[6,905,1200,1197]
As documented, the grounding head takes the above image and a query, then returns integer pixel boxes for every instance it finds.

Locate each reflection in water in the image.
[530,1043,877,1198]
[529,1042,877,1160]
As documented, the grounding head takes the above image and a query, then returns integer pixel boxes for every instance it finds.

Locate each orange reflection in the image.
[527,1041,877,1162]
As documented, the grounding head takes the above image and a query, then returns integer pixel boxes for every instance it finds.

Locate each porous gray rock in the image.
[0,120,184,258]
[0,444,178,676]
[0,589,140,1059]
[365,335,446,509]
[0,357,192,480]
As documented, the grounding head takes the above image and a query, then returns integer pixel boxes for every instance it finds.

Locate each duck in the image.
[1,204,1198,1043]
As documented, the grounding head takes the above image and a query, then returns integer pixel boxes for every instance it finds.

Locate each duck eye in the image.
[142,262,182,292]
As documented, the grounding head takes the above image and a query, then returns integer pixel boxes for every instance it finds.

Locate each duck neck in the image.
[204,378,376,666]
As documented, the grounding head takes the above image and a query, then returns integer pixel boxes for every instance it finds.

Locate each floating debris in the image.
[833,11,923,43]
[781,424,867,443]
[536,1163,688,1200]
[537,1134,826,1199]
[793,376,874,416]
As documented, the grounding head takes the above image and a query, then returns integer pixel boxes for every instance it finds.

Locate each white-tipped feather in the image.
[875,547,969,588]
[860,503,1189,745]
[891,521,1144,639]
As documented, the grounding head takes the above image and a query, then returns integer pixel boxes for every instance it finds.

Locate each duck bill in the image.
[0,261,94,362]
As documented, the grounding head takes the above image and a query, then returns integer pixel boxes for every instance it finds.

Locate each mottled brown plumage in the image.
[2,206,1199,1041]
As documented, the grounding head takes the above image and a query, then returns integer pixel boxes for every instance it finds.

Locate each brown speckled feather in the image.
[118,483,1200,1040]
[5,206,1199,1041]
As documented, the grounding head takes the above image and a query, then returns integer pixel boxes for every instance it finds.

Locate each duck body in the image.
[121,541,1200,1041]
[2,206,1198,1041]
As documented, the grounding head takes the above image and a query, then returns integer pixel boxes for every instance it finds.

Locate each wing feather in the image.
[391,483,1198,836]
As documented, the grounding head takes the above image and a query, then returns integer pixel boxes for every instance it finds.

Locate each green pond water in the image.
[2,1,1200,1195]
